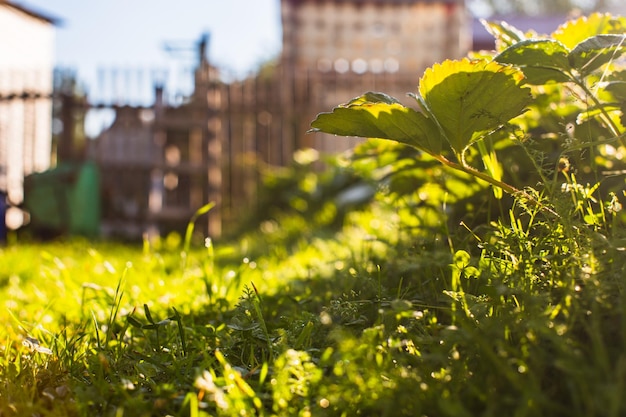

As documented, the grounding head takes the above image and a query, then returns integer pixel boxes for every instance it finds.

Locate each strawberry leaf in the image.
[418,59,532,154]
[309,92,444,156]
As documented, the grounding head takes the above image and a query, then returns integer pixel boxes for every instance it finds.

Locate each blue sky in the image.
[21,1,282,85]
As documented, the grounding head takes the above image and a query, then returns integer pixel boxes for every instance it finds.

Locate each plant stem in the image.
[431,153,560,218]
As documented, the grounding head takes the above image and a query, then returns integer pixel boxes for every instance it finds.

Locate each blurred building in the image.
[63,0,473,239]
[282,0,469,77]
[0,1,57,229]
[279,0,470,152]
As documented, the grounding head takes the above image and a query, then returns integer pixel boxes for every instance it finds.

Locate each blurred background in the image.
[0,0,623,241]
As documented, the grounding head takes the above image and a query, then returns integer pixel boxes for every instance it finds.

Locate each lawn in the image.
[2,147,626,416]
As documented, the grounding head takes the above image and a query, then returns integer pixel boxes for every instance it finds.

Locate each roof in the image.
[0,0,61,25]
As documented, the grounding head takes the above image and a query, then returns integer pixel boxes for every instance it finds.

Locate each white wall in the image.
[0,5,54,207]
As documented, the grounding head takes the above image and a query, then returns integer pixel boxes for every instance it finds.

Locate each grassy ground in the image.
[2,157,626,416]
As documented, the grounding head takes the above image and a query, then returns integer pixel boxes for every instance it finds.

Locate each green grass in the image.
[2,178,626,417]
[3,134,626,417]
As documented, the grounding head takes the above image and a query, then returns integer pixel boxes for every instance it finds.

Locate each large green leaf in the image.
[417,59,532,154]
[309,92,444,155]
[311,60,531,162]
[568,34,626,75]
[495,39,571,84]
[552,13,626,50]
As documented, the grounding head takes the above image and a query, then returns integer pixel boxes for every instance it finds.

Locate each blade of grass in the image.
[182,202,216,270]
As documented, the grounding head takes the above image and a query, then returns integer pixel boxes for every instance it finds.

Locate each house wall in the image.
[282,0,469,75]
[0,4,54,206]
[280,0,470,154]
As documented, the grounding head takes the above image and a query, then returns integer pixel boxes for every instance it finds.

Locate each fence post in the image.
[57,92,75,162]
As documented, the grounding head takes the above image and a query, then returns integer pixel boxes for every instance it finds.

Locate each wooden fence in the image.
[59,65,420,239]
[212,67,419,234]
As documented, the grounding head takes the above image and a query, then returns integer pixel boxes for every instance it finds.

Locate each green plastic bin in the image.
[23,161,100,237]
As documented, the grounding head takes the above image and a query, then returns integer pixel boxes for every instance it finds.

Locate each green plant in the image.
[308,12,626,417]
[310,14,626,215]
